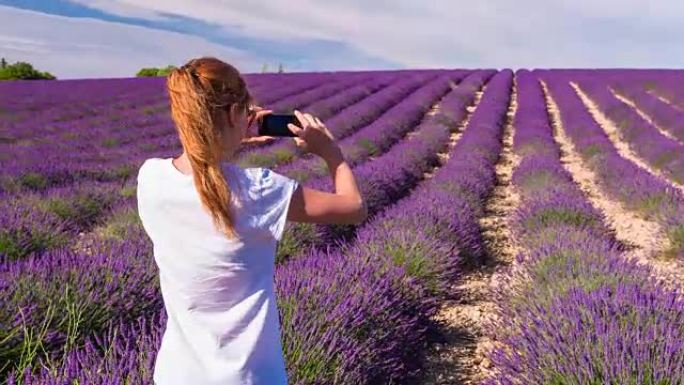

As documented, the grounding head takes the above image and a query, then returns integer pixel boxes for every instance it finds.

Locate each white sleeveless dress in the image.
[136,157,298,385]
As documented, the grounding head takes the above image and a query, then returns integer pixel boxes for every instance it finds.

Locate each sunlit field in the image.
[1,68,684,384]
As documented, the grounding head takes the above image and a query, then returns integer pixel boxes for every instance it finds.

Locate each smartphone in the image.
[258,113,299,137]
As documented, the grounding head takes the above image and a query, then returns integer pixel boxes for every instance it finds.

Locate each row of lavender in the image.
[0,69,471,381]
[3,70,512,384]
[483,70,684,383]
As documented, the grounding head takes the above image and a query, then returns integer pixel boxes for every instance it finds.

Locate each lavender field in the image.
[1,68,684,384]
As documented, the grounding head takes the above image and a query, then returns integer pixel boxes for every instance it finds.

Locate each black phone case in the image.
[258,113,299,137]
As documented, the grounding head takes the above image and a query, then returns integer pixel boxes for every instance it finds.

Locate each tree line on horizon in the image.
[0,57,288,81]
[137,62,286,77]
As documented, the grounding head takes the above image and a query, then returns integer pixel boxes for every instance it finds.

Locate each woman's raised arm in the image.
[285,110,367,225]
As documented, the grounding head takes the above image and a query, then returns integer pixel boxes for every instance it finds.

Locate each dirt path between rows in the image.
[371,87,454,160]
[648,90,684,111]
[423,91,483,180]
[405,80,462,142]
[610,88,683,144]
[571,82,684,195]
[419,83,521,384]
[543,81,684,290]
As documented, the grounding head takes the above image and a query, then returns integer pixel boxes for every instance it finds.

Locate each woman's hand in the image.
[288,110,342,161]
[241,135,275,145]
[241,105,275,146]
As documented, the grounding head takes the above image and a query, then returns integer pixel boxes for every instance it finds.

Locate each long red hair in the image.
[166,56,251,239]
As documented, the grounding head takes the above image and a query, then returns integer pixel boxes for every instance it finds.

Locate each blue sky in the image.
[1,1,683,79]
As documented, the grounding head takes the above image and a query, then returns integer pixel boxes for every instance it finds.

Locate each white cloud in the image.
[0,5,261,79]
[0,35,52,54]
[62,0,684,68]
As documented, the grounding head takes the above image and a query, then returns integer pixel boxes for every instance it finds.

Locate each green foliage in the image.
[136,68,158,77]
[137,142,157,152]
[286,168,312,183]
[119,185,136,198]
[310,158,328,176]
[273,148,295,164]
[136,65,177,77]
[517,170,566,195]
[108,164,135,180]
[142,106,156,115]
[101,138,119,148]
[523,206,601,237]
[0,58,56,81]
[276,223,318,264]
[517,139,554,157]
[665,224,684,259]
[582,143,603,159]
[92,206,141,241]
[156,65,176,76]
[239,149,295,168]
[19,173,47,190]
[634,193,668,216]
[278,295,342,383]
[355,138,378,156]
[379,233,440,294]
[39,193,109,230]
[0,227,69,261]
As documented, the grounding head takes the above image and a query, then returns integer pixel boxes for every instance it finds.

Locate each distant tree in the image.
[261,63,269,73]
[0,59,56,80]
[157,65,177,76]
[137,67,161,77]
[277,63,284,73]
[137,65,178,77]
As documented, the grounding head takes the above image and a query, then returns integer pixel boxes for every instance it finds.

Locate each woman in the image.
[136,56,367,385]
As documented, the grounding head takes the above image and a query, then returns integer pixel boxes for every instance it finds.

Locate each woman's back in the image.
[137,156,297,385]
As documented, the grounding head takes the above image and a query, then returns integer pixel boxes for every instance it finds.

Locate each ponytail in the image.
[166,57,249,240]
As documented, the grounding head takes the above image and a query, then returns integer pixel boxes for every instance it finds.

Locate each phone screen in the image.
[259,113,299,137]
